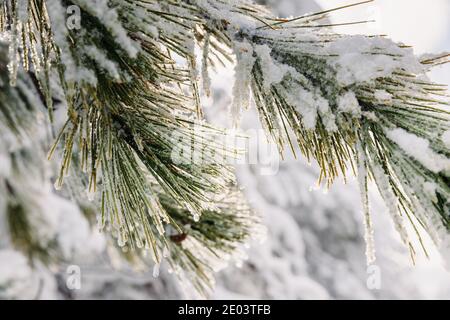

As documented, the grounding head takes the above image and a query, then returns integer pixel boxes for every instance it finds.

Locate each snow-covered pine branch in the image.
[0,0,449,296]
[165,0,450,263]
[0,0,261,296]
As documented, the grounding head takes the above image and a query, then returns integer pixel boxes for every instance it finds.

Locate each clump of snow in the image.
[195,0,259,32]
[337,91,360,117]
[423,182,438,202]
[75,0,140,58]
[0,250,33,299]
[254,44,287,90]
[283,86,318,130]
[45,0,78,83]
[362,111,379,122]
[328,35,424,86]
[316,95,338,132]
[50,196,105,259]
[84,46,121,80]
[387,128,450,173]
[374,90,393,104]
[442,130,450,149]
[147,26,159,39]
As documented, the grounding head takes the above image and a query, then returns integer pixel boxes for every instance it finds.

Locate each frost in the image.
[387,128,450,173]
[1,0,449,301]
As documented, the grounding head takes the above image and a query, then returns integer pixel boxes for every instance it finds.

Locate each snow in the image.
[84,46,121,80]
[0,152,11,177]
[442,130,450,149]
[201,33,212,96]
[328,35,424,86]
[371,161,410,246]
[46,0,78,83]
[337,91,360,117]
[74,0,140,58]
[374,90,393,104]
[386,128,450,173]
[356,143,376,266]
[254,44,287,90]
[199,5,450,297]
[1,0,450,301]
[17,0,28,22]
[0,250,33,299]
[231,40,256,126]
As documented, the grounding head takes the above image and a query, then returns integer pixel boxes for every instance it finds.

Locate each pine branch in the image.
[1,0,258,295]
[1,0,450,295]
[180,0,450,262]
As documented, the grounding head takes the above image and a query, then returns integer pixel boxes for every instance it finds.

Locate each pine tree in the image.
[0,0,449,297]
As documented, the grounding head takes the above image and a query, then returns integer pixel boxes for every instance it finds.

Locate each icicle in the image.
[231,40,256,127]
[97,214,105,232]
[87,189,95,202]
[201,32,211,97]
[117,229,127,247]
[7,16,20,86]
[372,161,410,246]
[152,263,160,278]
[135,234,144,249]
[53,179,62,191]
[162,246,170,258]
[356,142,376,265]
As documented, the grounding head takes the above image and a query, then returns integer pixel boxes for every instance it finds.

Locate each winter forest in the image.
[0,0,449,300]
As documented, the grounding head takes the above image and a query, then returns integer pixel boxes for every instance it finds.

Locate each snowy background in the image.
[1,0,450,300]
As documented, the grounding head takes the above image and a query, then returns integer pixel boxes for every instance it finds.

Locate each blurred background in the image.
[1,0,449,299]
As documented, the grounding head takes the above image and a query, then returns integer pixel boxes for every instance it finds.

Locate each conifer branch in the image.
[1,0,449,294]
